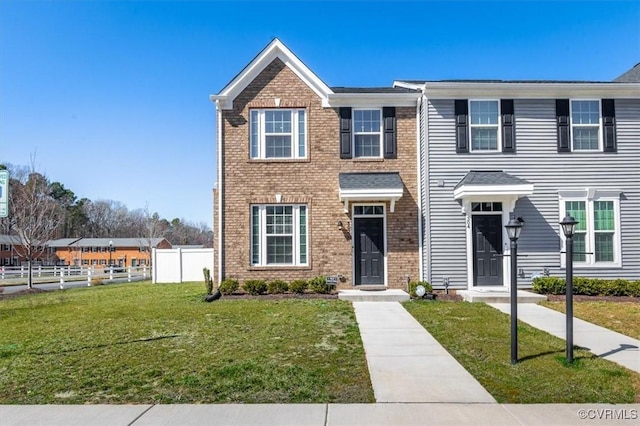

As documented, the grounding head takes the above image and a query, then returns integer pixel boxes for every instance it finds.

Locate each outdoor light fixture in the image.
[505,216,524,365]
[109,240,114,269]
[337,220,344,231]
[560,215,578,363]
[560,215,578,238]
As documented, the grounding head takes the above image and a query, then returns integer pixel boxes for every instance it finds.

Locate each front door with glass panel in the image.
[472,213,503,286]
[353,205,385,285]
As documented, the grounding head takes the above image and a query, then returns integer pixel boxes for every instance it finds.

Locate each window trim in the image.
[569,99,602,152]
[250,204,309,267]
[249,109,307,160]
[468,99,501,153]
[352,108,383,158]
[559,190,621,268]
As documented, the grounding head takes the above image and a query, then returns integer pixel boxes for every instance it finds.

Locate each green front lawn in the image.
[404,300,640,403]
[0,282,374,404]
[540,300,640,341]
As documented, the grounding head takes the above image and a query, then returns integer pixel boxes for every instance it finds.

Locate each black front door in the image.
[354,218,384,285]
[472,215,503,286]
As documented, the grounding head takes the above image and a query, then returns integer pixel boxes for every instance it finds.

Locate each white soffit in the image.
[453,184,534,200]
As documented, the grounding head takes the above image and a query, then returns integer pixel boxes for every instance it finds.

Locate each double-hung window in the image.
[469,100,500,151]
[570,100,600,151]
[353,109,382,158]
[250,109,306,159]
[251,204,308,266]
[560,191,620,266]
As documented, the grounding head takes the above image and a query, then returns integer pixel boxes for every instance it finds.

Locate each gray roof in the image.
[48,238,168,248]
[613,63,640,82]
[454,170,531,190]
[0,235,22,245]
[339,172,404,190]
[331,86,419,94]
[400,79,613,84]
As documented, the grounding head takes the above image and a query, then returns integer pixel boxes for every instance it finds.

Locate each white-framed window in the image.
[570,99,601,151]
[353,109,382,158]
[469,100,500,152]
[559,191,620,266]
[250,204,308,266]
[250,109,306,159]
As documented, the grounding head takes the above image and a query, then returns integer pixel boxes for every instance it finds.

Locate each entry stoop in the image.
[458,289,547,303]
[338,289,410,302]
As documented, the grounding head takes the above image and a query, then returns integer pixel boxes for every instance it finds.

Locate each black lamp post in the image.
[109,240,113,270]
[505,216,524,365]
[560,215,578,363]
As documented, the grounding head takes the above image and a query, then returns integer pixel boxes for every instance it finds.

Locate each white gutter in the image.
[420,82,640,99]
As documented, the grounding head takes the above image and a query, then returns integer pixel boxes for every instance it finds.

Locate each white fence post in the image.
[21,265,25,278]
[127,267,131,283]
[38,265,42,277]
[109,267,113,281]
[87,268,92,286]
[143,266,147,280]
[59,269,65,289]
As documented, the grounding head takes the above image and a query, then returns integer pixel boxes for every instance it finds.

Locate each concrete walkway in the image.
[489,303,640,373]
[3,403,640,425]
[353,301,495,403]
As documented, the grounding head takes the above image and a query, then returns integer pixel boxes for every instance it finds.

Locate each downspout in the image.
[422,90,433,284]
[216,102,224,285]
[415,96,424,282]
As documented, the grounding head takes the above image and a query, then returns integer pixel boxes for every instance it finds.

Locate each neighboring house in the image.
[210,39,421,288]
[211,38,640,291]
[395,64,640,291]
[0,234,53,266]
[49,238,172,268]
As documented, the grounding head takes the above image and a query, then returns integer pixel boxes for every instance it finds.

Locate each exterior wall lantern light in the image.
[505,216,524,364]
[560,215,578,363]
[337,221,344,231]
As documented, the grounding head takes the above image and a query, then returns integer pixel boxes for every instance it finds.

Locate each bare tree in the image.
[7,164,65,288]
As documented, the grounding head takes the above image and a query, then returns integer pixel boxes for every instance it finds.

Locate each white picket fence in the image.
[0,265,150,286]
[152,247,214,284]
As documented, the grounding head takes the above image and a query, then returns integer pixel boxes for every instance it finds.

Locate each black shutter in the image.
[501,99,515,153]
[383,107,397,159]
[602,99,617,153]
[556,99,570,153]
[455,100,468,153]
[339,107,352,159]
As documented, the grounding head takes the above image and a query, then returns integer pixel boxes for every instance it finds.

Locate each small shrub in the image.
[409,281,433,297]
[308,276,331,294]
[203,267,214,295]
[289,279,308,294]
[218,279,239,295]
[90,278,104,286]
[532,276,565,295]
[243,279,267,296]
[267,280,289,294]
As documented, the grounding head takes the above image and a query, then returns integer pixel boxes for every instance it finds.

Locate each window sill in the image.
[248,158,311,163]
[352,157,384,162]
[248,265,312,271]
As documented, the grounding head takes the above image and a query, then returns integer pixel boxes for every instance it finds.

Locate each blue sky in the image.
[1,1,638,228]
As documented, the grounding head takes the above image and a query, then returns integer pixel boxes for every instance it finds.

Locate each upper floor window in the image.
[560,191,620,266]
[469,100,500,152]
[570,100,600,151]
[353,109,382,158]
[250,109,306,159]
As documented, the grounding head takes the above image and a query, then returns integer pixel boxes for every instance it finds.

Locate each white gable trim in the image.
[210,39,332,110]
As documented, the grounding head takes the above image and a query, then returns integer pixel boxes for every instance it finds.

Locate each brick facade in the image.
[214,58,419,289]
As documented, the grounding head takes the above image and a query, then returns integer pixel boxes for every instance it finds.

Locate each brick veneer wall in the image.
[214,58,419,289]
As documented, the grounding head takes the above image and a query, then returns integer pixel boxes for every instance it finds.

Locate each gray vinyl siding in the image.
[424,98,640,289]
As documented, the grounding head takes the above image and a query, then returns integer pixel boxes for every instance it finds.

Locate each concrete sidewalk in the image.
[353,301,495,403]
[3,403,640,425]
[489,303,640,373]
